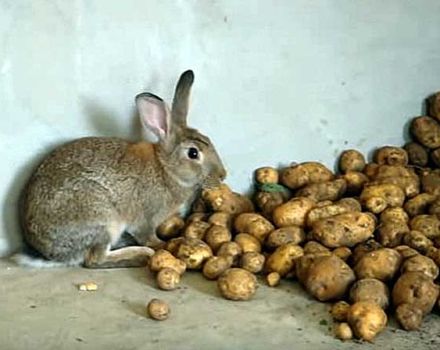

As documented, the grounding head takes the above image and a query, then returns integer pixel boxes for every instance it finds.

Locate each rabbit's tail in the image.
[10,246,82,268]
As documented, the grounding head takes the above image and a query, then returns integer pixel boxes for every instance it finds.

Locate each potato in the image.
[253,191,285,218]
[201,184,254,214]
[354,248,402,281]
[204,225,232,252]
[429,198,440,219]
[392,272,439,320]
[380,207,409,223]
[303,254,355,301]
[349,278,389,310]
[234,213,274,242]
[403,230,433,254]
[330,301,350,322]
[347,301,387,342]
[157,215,185,239]
[404,193,437,218]
[340,171,369,195]
[240,252,265,274]
[400,254,439,280]
[255,166,279,184]
[183,221,211,240]
[147,299,170,321]
[208,212,233,229]
[372,165,420,198]
[265,243,304,277]
[376,221,409,247]
[363,163,380,179]
[175,238,213,270]
[332,247,352,262]
[431,148,440,168]
[394,245,419,259]
[156,268,180,291]
[426,247,440,266]
[420,169,440,196]
[234,233,261,254]
[217,268,257,301]
[272,197,316,227]
[266,272,281,287]
[374,146,408,166]
[202,256,232,280]
[186,212,208,223]
[339,149,366,173]
[428,91,440,121]
[216,241,243,266]
[334,322,353,341]
[409,214,440,239]
[404,142,429,167]
[303,241,330,255]
[350,239,382,265]
[312,212,376,248]
[295,179,347,202]
[360,183,405,213]
[411,116,440,149]
[395,303,424,331]
[280,162,334,190]
[306,197,361,228]
[149,249,186,275]
[265,226,305,250]
[295,252,334,284]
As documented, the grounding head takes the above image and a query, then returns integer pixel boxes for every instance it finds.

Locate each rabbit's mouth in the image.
[203,175,224,189]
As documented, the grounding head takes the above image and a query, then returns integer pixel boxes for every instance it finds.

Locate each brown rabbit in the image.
[16,70,226,268]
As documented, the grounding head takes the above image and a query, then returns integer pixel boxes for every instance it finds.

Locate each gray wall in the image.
[1,0,440,255]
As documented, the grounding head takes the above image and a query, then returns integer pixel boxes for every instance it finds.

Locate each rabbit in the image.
[16,70,226,268]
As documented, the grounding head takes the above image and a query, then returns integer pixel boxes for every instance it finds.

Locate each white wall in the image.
[1,0,440,256]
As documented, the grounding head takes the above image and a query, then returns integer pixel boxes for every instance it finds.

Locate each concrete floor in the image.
[1,259,439,350]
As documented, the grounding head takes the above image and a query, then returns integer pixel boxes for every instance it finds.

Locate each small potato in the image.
[147,299,170,321]
[202,184,254,214]
[360,183,405,214]
[253,191,286,218]
[420,169,440,197]
[234,233,261,254]
[380,207,409,223]
[312,212,376,248]
[409,214,440,239]
[411,116,440,149]
[280,162,334,190]
[183,221,211,240]
[234,213,274,242]
[401,254,439,280]
[394,245,419,259]
[403,230,433,254]
[395,303,424,331]
[303,241,330,255]
[347,301,387,342]
[334,322,353,341]
[157,215,185,239]
[272,197,316,227]
[392,272,439,316]
[217,241,243,265]
[429,198,440,219]
[217,268,257,301]
[374,146,408,166]
[426,247,440,266]
[304,254,355,301]
[306,198,361,228]
[175,238,213,270]
[149,249,186,275]
[202,256,232,280]
[204,225,232,252]
[332,247,352,261]
[428,91,440,121]
[295,179,347,202]
[376,221,409,247]
[240,252,265,274]
[404,142,429,167]
[431,148,440,168]
[156,268,180,291]
[265,243,304,277]
[349,278,390,310]
[339,149,366,173]
[208,212,233,229]
[330,301,350,322]
[265,226,305,250]
[341,171,369,195]
[255,166,279,184]
[186,212,208,223]
[354,248,402,282]
[351,239,382,265]
[266,272,281,287]
[363,163,380,179]
[404,193,437,217]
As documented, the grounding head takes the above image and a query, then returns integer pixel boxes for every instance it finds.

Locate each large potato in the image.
[380,207,409,223]
[339,149,366,173]
[253,191,285,218]
[217,268,257,301]
[410,116,440,149]
[404,193,437,217]
[280,162,334,190]
[272,197,316,227]
[404,142,429,167]
[400,254,439,280]
[204,224,232,252]
[183,220,211,240]
[360,183,405,213]
[295,179,347,202]
[234,213,274,242]
[402,230,433,254]
[149,249,186,275]
[295,253,333,284]
[376,221,409,247]
[201,184,254,214]
[306,198,361,228]
[234,233,261,253]
[175,238,213,270]
[347,301,387,342]
[409,214,440,239]
[371,165,420,198]
[349,278,390,310]
[157,215,185,239]
[341,171,369,195]
[265,243,304,277]
[312,212,376,248]
[208,212,233,229]
[354,248,402,281]
[373,146,408,166]
[265,226,305,250]
[351,239,382,265]
[303,254,355,302]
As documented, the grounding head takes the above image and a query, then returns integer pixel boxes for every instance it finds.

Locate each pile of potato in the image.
[147,92,440,342]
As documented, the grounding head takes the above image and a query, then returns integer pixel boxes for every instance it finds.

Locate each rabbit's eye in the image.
[187,147,199,160]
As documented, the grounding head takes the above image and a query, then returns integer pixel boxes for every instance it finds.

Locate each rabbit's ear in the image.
[136,93,171,143]
[172,70,194,126]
